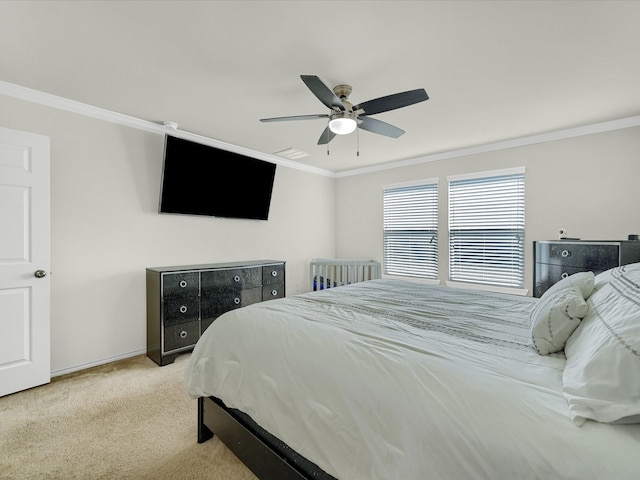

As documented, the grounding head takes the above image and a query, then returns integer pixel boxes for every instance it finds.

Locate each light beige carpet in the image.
[0,353,257,480]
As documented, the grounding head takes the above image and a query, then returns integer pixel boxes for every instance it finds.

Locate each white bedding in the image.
[185,279,640,480]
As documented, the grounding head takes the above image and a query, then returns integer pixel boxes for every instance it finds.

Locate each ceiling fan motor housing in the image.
[332,84,352,100]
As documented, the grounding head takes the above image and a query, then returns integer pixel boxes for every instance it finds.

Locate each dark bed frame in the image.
[197,396,335,480]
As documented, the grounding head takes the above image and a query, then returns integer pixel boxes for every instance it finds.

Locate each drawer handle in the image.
[179,330,187,339]
[561,272,569,279]
[561,250,570,258]
[179,280,187,288]
[234,275,240,283]
[180,305,187,313]
[234,297,240,305]
[271,270,278,277]
[271,289,278,296]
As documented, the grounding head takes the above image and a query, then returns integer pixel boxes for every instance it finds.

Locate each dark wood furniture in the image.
[533,240,640,297]
[146,260,285,366]
[198,396,335,480]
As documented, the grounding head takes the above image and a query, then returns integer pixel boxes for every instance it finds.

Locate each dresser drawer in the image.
[164,321,199,353]
[201,267,261,290]
[538,243,619,270]
[201,286,262,320]
[163,295,200,326]
[162,272,199,298]
[200,286,263,333]
[263,283,285,301]
[534,264,610,297]
[263,264,285,285]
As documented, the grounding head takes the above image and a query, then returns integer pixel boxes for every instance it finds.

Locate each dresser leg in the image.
[160,352,178,366]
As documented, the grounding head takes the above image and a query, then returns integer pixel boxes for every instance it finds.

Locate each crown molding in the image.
[3,80,638,181]
[0,80,336,178]
[336,114,640,178]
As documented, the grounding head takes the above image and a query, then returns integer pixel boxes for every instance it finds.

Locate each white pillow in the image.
[530,286,588,355]
[594,262,640,290]
[563,265,640,426]
[544,271,595,300]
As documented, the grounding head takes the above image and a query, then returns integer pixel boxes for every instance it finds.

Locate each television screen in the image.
[159,135,277,220]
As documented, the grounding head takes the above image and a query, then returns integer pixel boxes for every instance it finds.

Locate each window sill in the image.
[382,274,440,285]
[444,281,529,297]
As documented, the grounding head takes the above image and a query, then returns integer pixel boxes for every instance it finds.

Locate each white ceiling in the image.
[2,0,640,174]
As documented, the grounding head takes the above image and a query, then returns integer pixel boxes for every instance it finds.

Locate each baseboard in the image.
[50,348,148,378]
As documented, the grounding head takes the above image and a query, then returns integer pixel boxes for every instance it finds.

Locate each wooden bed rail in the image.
[198,396,327,480]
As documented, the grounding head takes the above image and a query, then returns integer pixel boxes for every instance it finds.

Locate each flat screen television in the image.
[159,135,277,220]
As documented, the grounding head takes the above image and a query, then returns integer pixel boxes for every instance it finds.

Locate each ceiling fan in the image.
[260,75,429,145]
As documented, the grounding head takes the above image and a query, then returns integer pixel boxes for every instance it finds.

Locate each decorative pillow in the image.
[543,271,595,300]
[562,265,640,426]
[530,286,588,355]
[594,262,640,290]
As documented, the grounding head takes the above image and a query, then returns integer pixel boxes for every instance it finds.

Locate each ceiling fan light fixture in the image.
[329,112,357,135]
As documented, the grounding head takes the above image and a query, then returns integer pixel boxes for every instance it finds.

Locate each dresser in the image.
[146,260,285,366]
[533,240,640,297]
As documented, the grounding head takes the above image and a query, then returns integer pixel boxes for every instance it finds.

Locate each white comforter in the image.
[185,279,640,480]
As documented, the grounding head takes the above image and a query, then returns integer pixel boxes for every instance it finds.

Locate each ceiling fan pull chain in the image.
[356,125,360,156]
[327,120,331,155]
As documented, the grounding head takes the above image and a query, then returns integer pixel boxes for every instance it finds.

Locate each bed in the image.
[185,265,640,479]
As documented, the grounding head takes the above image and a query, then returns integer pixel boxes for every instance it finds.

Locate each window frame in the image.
[447,167,526,290]
[382,178,439,281]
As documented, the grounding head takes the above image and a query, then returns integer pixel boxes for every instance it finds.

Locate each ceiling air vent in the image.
[273,148,310,161]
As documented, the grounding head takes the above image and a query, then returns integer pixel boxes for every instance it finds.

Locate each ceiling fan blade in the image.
[354,88,428,116]
[260,114,329,123]
[317,126,337,145]
[357,116,405,138]
[301,75,345,111]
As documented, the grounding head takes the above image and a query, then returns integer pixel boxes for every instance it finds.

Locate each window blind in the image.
[383,182,438,279]
[448,171,525,287]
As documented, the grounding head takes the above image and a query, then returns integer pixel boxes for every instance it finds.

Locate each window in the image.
[383,180,438,279]
[448,168,525,288]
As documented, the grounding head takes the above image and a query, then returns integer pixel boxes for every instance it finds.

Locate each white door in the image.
[0,126,50,397]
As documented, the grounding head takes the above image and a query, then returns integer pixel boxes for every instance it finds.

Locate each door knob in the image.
[34,270,47,278]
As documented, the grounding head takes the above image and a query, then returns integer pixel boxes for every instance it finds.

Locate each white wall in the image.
[0,94,336,374]
[335,126,640,293]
